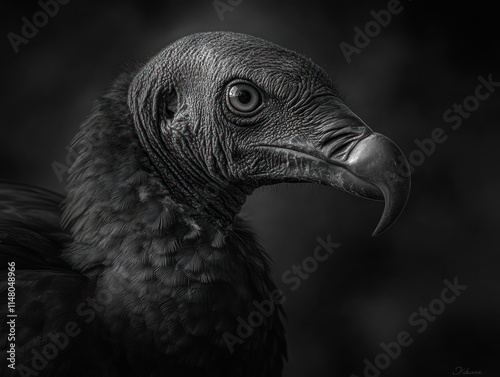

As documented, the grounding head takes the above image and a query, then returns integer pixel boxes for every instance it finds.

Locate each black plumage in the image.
[0,32,409,376]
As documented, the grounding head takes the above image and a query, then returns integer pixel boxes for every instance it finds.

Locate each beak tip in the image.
[371,176,411,237]
[371,220,395,237]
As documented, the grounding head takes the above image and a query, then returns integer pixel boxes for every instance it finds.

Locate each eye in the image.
[227,82,262,114]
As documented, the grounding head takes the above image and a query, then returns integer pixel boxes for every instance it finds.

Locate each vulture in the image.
[0,32,410,377]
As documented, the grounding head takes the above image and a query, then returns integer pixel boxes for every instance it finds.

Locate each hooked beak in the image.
[257,107,411,236]
[340,132,411,236]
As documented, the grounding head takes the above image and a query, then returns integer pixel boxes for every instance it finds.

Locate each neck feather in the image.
[61,71,250,274]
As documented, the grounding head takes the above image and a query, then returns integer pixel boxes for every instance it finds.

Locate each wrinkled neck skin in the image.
[149,146,249,227]
[136,118,252,227]
[60,73,283,373]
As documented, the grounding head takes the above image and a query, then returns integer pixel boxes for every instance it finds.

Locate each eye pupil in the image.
[238,90,251,104]
[227,82,261,114]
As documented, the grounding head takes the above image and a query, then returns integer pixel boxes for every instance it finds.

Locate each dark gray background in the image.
[1,1,498,376]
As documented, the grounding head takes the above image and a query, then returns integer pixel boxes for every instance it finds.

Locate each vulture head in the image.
[128,31,410,235]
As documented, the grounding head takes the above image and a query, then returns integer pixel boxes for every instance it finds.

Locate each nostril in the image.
[318,124,369,161]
